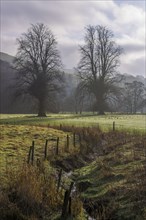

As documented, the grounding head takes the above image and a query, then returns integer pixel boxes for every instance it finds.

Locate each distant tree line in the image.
[62,79,146,114]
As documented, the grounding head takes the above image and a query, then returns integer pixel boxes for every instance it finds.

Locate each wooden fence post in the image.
[79,134,82,150]
[31,141,35,165]
[56,137,59,155]
[73,133,76,147]
[44,139,48,159]
[61,182,74,219]
[61,190,69,219]
[27,146,32,164]
[68,197,72,215]
[57,168,63,192]
[113,121,115,131]
[66,135,69,152]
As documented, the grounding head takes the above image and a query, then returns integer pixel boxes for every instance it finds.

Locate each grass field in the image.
[0,113,146,132]
[0,113,146,219]
[0,124,77,184]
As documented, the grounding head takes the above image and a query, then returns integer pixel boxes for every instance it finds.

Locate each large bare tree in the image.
[77,25,123,114]
[14,23,63,116]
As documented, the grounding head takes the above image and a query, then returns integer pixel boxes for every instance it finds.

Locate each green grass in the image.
[0,123,85,219]
[0,124,74,185]
[0,113,146,219]
[0,113,146,132]
[73,134,146,219]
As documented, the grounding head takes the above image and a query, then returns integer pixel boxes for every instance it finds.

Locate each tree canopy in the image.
[77,25,123,114]
[14,23,64,116]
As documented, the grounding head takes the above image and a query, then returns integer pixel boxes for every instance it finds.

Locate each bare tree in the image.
[14,23,63,116]
[121,81,145,113]
[77,25,123,114]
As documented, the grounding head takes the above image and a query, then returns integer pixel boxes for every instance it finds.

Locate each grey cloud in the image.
[114,0,145,9]
[1,0,145,76]
[120,56,145,77]
[1,1,71,33]
[122,43,145,53]
[1,35,17,55]
[1,1,84,29]
[1,1,115,34]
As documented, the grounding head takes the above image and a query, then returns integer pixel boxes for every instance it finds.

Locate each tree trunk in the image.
[38,99,47,117]
[98,109,105,115]
[96,96,105,115]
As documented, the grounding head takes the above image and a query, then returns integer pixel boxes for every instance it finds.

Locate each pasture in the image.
[0,113,146,219]
[0,113,145,132]
[0,124,79,184]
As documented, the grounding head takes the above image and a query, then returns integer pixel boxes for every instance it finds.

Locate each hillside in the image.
[0,59,16,113]
[0,52,14,64]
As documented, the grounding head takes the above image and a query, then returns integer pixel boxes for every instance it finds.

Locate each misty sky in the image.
[1,0,145,77]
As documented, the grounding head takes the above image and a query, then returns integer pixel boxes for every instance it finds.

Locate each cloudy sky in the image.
[1,0,145,77]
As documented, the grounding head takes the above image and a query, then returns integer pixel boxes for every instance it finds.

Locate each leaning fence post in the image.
[68,197,72,215]
[79,134,82,149]
[61,190,69,219]
[31,141,35,165]
[44,139,48,159]
[66,135,69,152]
[27,146,32,164]
[113,121,115,131]
[61,182,74,219]
[57,168,63,192]
[73,133,76,147]
[56,137,59,155]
